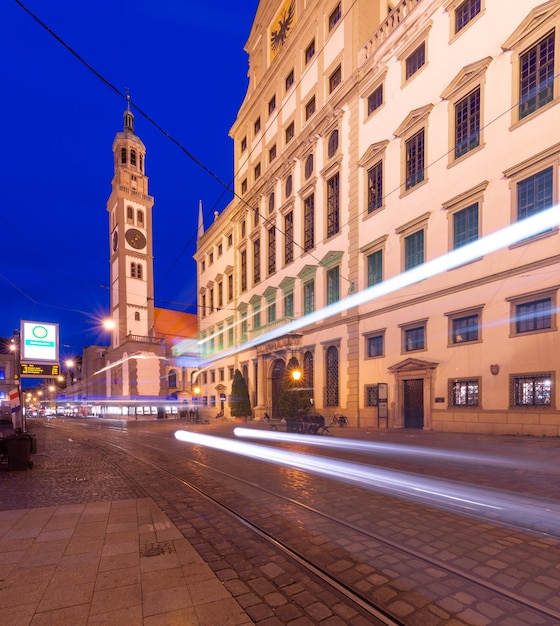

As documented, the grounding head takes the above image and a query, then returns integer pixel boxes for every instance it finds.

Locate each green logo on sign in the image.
[32,326,48,339]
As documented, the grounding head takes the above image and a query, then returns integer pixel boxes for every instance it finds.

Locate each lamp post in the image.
[9,330,23,431]
[292,368,302,418]
[194,386,201,422]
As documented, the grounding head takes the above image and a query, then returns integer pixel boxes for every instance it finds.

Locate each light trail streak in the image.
[175,429,560,537]
[233,428,554,472]
[196,204,560,361]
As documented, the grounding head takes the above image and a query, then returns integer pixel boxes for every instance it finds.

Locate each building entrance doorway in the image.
[271,359,285,420]
[404,378,424,428]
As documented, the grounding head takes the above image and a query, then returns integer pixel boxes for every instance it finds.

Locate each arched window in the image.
[303,351,314,400]
[285,174,293,198]
[168,370,177,388]
[268,192,275,214]
[137,264,143,280]
[134,311,140,321]
[328,130,339,158]
[121,148,127,164]
[304,154,314,179]
[130,149,137,167]
[137,210,144,225]
[242,364,249,394]
[130,262,136,278]
[127,206,134,222]
[139,154,143,173]
[325,346,339,406]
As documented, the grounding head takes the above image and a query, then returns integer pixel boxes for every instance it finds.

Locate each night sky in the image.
[1,0,260,361]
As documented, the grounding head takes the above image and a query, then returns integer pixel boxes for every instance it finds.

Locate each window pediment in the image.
[394,104,434,138]
[263,286,278,300]
[319,250,344,269]
[502,0,560,51]
[441,57,492,100]
[297,264,318,281]
[395,211,431,235]
[279,276,296,291]
[249,294,262,306]
[388,357,438,372]
[358,140,389,168]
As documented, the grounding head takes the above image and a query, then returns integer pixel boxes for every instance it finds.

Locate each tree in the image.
[229,369,251,419]
[277,356,311,418]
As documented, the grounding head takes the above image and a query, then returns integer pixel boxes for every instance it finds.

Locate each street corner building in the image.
[193,0,560,436]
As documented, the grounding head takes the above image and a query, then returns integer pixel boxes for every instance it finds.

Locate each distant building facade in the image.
[194,0,560,435]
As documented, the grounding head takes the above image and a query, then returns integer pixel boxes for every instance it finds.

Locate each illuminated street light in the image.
[194,386,201,422]
[291,368,302,418]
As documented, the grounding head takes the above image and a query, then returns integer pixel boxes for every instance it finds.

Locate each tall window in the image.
[406,42,425,80]
[253,304,261,330]
[519,32,555,120]
[267,300,276,324]
[327,173,340,237]
[405,230,424,270]
[240,250,247,292]
[453,203,478,248]
[303,351,314,396]
[516,298,552,333]
[325,346,339,407]
[304,195,315,252]
[305,39,315,64]
[121,148,127,164]
[303,280,315,315]
[241,313,248,342]
[367,161,383,213]
[269,144,277,162]
[305,97,316,121]
[285,175,293,198]
[228,319,234,346]
[268,192,275,213]
[367,84,383,116]
[285,69,295,91]
[286,121,295,143]
[284,211,294,264]
[254,117,261,134]
[517,167,553,221]
[268,226,276,275]
[130,149,137,167]
[228,274,233,301]
[284,292,294,318]
[253,239,261,284]
[367,249,383,286]
[455,86,480,158]
[404,326,425,352]
[455,0,481,33]
[367,335,384,358]
[511,374,552,407]
[127,206,134,222]
[449,379,479,406]
[405,129,425,189]
[452,314,479,343]
[218,282,223,308]
[329,65,342,93]
[268,95,276,114]
[326,266,340,304]
[329,3,341,31]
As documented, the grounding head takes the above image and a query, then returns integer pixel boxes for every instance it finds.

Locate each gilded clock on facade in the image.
[125,228,146,250]
[270,0,296,61]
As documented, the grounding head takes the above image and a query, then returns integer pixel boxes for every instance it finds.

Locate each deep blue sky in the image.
[1,0,259,361]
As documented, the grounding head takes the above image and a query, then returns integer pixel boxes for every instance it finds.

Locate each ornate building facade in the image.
[195,0,560,435]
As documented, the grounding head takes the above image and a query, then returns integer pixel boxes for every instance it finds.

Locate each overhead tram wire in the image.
[15,0,560,304]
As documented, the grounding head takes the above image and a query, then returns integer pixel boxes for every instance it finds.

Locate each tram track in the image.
[53,420,560,625]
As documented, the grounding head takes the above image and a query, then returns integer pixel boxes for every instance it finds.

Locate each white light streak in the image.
[233,428,552,472]
[197,205,560,362]
[175,429,560,536]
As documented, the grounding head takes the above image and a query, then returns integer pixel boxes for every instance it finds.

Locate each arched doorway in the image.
[270,359,285,420]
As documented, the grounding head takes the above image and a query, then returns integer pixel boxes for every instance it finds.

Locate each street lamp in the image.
[292,368,302,418]
[194,386,201,422]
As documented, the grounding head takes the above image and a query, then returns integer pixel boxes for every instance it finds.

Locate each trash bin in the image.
[6,433,33,471]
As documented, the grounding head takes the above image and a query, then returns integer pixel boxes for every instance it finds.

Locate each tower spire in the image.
[124,88,134,134]
[197,200,205,239]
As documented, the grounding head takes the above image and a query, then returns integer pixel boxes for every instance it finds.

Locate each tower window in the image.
[121,148,127,164]
[130,149,137,167]
[127,206,134,223]
[135,312,140,321]
[139,154,143,173]
[137,210,144,225]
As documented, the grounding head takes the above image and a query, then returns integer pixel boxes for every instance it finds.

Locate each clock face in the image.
[112,230,119,252]
[125,228,147,250]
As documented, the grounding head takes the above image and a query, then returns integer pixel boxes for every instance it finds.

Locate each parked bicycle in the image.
[330,414,348,427]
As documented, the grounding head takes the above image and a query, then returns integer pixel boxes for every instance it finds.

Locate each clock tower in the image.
[106,99,155,349]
